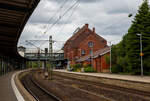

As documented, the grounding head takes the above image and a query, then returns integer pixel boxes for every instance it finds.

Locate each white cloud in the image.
[18,0,144,50]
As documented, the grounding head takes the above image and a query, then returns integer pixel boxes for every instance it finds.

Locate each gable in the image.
[78,31,107,48]
[63,24,108,52]
[71,29,92,48]
[64,24,90,50]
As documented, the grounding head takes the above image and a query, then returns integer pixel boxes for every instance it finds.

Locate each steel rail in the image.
[22,73,61,101]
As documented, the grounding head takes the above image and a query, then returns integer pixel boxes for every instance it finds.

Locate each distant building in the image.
[18,46,26,52]
[63,24,110,72]
[18,46,26,57]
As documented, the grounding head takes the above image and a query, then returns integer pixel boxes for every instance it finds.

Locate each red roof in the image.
[63,24,107,50]
[76,46,110,62]
[64,24,90,49]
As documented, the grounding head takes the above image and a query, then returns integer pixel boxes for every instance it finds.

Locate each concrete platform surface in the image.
[0,72,18,101]
[54,69,150,84]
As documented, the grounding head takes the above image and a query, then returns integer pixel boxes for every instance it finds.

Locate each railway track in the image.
[53,74,150,101]
[24,70,150,101]
[21,73,61,101]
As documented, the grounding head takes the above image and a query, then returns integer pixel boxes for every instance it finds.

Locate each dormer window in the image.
[88,41,94,48]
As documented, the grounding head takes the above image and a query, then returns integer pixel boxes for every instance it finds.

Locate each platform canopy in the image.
[0,0,40,58]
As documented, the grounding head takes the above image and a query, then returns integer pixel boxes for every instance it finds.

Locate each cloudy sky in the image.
[18,0,143,51]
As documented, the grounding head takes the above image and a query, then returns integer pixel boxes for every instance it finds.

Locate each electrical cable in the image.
[25,41,45,52]
[57,2,80,35]
[31,0,69,39]
[52,1,80,50]
[44,0,80,34]
[22,0,79,51]
[43,0,69,29]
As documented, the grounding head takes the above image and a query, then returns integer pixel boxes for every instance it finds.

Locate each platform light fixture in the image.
[137,33,143,77]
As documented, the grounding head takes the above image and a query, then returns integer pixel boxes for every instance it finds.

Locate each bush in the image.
[72,64,82,72]
[123,66,132,73]
[84,66,97,73]
[143,58,150,75]
[132,68,141,75]
[111,65,122,73]
[117,56,128,72]
[144,72,150,76]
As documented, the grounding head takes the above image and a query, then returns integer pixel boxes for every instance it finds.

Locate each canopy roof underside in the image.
[0,0,40,59]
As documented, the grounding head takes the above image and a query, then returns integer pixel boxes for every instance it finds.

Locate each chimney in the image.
[93,27,95,33]
[85,23,89,28]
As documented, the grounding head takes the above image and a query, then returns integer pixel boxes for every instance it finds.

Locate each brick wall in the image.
[92,53,110,72]
[78,32,107,58]
[63,24,109,72]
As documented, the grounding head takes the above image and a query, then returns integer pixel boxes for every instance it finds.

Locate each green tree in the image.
[111,45,118,65]
[110,0,150,75]
[125,0,150,74]
[143,4,150,74]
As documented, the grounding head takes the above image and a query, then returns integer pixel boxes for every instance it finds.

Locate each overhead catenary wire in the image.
[23,0,48,39]
[20,0,79,51]
[48,1,80,37]
[44,2,77,34]
[26,40,65,43]
[44,0,80,34]
[50,1,80,50]
[26,40,45,52]
[20,0,68,41]
[25,39,65,50]
[56,1,80,35]
[43,0,69,29]
[51,1,80,50]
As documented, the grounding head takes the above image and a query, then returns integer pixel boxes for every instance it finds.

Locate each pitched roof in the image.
[64,24,90,49]
[94,33,107,43]
[76,46,110,62]
[64,24,107,50]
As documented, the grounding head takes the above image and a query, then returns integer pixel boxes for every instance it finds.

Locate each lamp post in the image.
[110,42,112,73]
[137,34,143,77]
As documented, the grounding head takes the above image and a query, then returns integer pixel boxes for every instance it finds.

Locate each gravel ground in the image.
[32,70,150,101]
[53,71,150,92]
[33,71,112,101]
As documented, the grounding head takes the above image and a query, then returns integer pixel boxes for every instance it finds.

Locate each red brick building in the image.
[63,24,110,72]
